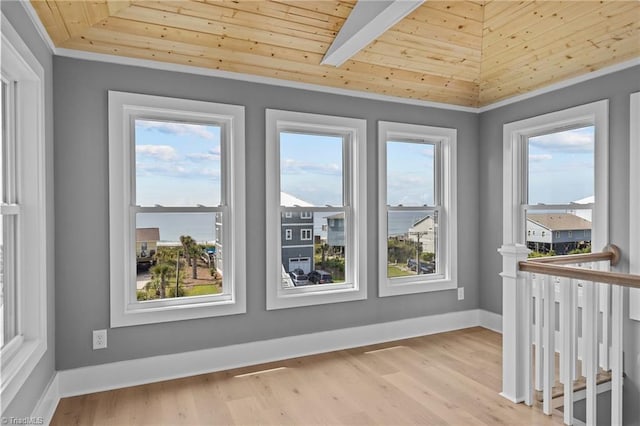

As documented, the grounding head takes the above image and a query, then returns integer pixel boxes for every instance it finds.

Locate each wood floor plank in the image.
[50,328,563,425]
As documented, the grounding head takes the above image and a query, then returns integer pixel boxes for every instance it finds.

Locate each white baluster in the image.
[561,277,575,425]
[599,276,610,370]
[572,281,580,383]
[584,280,598,426]
[543,274,555,415]
[524,271,533,406]
[611,284,623,425]
[535,275,544,391]
[580,279,587,378]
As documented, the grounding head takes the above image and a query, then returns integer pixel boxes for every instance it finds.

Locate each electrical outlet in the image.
[457,287,464,300]
[93,329,107,350]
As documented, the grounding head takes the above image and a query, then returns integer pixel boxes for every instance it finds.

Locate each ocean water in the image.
[136,212,217,243]
[136,210,430,244]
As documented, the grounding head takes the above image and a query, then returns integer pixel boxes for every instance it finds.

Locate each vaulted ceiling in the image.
[30,0,640,107]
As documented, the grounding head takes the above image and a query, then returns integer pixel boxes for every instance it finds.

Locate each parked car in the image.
[308,270,333,284]
[289,269,309,286]
[407,259,435,274]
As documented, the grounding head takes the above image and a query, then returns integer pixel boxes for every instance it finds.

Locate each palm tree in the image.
[320,243,329,267]
[180,235,195,267]
[188,244,203,279]
[150,262,174,299]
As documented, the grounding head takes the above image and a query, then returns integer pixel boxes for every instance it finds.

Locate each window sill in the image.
[379,277,457,297]
[111,296,246,328]
[267,285,366,310]
[1,338,46,411]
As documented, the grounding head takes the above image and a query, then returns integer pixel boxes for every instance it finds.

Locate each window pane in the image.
[280,132,343,207]
[387,210,438,278]
[528,126,594,205]
[135,119,221,207]
[387,141,435,206]
[135,212,222,300]
[526,209,592,256]
[280,209,345,288]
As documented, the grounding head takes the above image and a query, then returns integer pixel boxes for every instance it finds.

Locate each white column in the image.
[499,243,531,403]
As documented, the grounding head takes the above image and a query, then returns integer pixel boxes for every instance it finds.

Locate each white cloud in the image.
[187,147,221,162]
[136,120,217,140]
[281,158,341,176]
[529,130,593,153]
[136,145,177,161]
[529,154,553,162]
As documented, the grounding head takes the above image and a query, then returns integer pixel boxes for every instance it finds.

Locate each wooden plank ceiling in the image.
[31,0,640,107]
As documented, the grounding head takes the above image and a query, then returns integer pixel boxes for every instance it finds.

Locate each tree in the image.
[180,235,195,266]
[188,244,203,279]
[150,262,174,299]
[387,238,413,264]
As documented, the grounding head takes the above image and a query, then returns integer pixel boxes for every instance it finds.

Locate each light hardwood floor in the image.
[51,327,562,425]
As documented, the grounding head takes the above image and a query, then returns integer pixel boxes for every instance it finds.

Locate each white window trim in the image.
[285,229,292,241]
[0,14,47,410]
[502,100,609,251]
[265,109,367,310]
[108,91,246,327]
[630,92,640,321]
[300,211,312,219]
[300,229,312,241]
[378,121,458,297]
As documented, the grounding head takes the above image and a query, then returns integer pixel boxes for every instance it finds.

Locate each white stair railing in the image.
[499,244,638,426]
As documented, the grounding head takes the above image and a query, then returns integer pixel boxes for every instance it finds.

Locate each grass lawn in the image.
[183,284,221,297]
[387,264,412,278]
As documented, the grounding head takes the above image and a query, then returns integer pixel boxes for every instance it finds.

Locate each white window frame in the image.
[300,211,312,219]
[503,100,608,251]
[0,14,47,410]
[285,229,292,241]
[378,121,458,296]
[265,109,367,310]
[300,229,312,241]
[108,91,246,327]
[630,92,640,321]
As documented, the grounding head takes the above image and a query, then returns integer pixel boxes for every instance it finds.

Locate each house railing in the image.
[499,244,640,425]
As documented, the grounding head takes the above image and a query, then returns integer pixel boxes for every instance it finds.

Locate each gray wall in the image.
[478,65,640,425]
[1,1,56,418]
[54,56,480,370]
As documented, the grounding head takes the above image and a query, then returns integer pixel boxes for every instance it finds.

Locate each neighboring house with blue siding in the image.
[526,213,592,255]
[281,192,314,273]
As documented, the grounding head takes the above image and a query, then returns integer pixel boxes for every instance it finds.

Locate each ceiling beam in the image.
[321,0,424,67]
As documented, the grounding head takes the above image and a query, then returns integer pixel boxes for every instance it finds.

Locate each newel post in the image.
[498,243,530,403]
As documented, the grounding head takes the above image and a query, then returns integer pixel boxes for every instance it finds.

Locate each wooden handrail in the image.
[519,244,640,289]
[519,262,640,288]
[526,244,620,266]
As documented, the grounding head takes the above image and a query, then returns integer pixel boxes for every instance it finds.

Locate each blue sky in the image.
[135,119,221,206]
[387,141,435,206]
[280,132,343,206]
[528,126,594,205]
[134,121,594,209]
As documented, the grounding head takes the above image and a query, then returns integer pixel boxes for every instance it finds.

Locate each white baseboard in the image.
[31,373,59,425]
[34,309,500,421]
[478,309,502,333]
